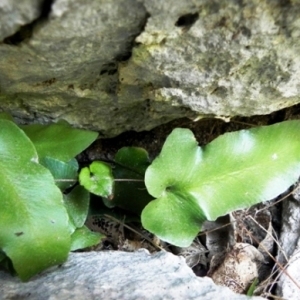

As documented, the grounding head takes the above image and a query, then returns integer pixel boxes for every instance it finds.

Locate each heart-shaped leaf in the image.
[0,120,70,280]
[21,123,98,161]
[142,121,300,246]
[79,161,114,198]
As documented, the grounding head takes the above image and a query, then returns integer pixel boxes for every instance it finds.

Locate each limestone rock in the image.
[0,250,264,300]
[124,0,300,117]
[0,0,44,40]
[0,0,149,136]
[210,243,264,294]
[276,184,300,298]
[1,0,300,136]
[277,240,300,300]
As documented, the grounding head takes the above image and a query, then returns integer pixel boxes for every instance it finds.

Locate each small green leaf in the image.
[64,185,90,229]
[21,123,98,161]
[0,120,70,280]
[79,161,114,197]
[40,157,78,191]
[143,121,300,246]
[70,226,104,251]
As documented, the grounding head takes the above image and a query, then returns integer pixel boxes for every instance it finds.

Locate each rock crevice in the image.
[1,0,300,136]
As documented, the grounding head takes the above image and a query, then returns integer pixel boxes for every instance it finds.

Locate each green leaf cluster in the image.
[0,117,101,280]
[80,120,300,248]
[4,112,300,280]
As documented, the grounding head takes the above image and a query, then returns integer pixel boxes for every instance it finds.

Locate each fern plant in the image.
[2,113,300,280]
[80,120,300,247]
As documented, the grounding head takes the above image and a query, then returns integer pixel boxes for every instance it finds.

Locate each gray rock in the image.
[278,239,300,300]
[0,250,264,300]
[0,0,44,40]
[277,186,300,266]
[0,0,149,136]
[126,0,300,117]
[1,0,300,136]
[276,185,300,298]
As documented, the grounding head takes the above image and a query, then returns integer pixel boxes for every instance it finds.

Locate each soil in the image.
[78,103,300,299]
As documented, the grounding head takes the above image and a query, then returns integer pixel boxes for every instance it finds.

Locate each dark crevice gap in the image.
[175,12,199,28]
[39,0,54,18]
[99,6,150,79]
[115,10,151,63]
[110,5,150,99]
[3,0,55,45]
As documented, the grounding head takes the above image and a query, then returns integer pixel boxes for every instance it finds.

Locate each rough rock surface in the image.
[0,0,44,40]
[0,250,264,300]
[1,0,300,136]
[276,185,300,298]
[211,243,264,294]
[278,240,300,300]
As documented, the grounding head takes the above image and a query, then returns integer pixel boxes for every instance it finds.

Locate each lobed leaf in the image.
[142,121,300,246]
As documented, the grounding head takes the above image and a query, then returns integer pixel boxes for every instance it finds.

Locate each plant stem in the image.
[114,179,144,182]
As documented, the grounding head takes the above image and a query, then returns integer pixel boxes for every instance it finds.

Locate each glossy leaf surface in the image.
[79,161,114,198]
[21,123,98,161]
[142,121,300,246]
[0,120,70,280]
